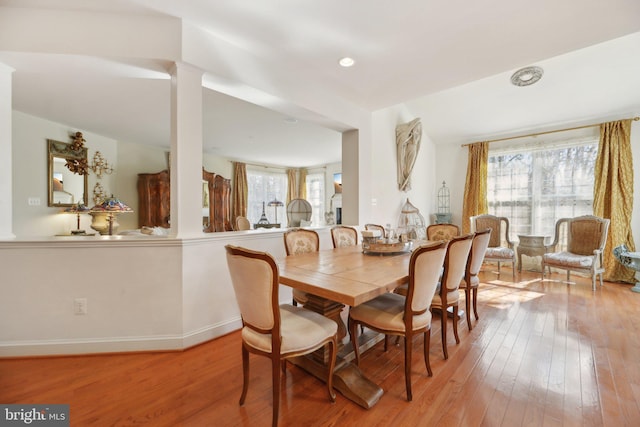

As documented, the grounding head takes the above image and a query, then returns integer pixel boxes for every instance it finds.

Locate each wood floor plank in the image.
[2,269,640,426]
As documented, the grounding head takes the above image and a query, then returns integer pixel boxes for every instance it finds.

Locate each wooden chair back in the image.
[331,225,358,248]
[225,245,279,334]
[235,216,251,231]
[426,223,460,241]
[283,228,319,255]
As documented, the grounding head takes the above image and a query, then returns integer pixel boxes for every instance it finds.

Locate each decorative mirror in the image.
[47,134,89,207]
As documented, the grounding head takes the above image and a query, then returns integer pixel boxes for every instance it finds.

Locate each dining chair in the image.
[283,228,320,306]
[225,245,338,427]
[541,215,610,291]
[330,225,358,248]
[364,223,386,238]
[426,223,460,241]
[430,233,474,359]
[470,214,516,280]
[235,216,251,231]
[459,228,492,330]
[348,241,448,401]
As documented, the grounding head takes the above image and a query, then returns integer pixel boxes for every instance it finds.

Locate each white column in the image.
[169,62,204,238]
[341,129,360,226]
[0,62,15,239]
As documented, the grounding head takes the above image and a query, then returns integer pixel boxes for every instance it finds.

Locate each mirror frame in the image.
[203,168,215,232]
[48,139,89,207]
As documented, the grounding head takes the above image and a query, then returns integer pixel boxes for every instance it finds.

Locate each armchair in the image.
[541,215,610,291]
[470,214,516,280]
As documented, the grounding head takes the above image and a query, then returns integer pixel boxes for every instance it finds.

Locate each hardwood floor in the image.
[2,269,640,426]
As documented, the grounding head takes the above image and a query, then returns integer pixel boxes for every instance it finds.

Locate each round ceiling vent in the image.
[510,66,544,87]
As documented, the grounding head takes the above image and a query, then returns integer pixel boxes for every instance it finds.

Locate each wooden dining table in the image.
[277,242,434,409]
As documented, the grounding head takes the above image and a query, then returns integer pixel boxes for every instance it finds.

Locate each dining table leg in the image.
[288,293,384,409]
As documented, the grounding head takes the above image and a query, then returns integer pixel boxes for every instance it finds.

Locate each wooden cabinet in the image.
[212,174,232,232]
[137,170,170,228]
[137,169,232,232]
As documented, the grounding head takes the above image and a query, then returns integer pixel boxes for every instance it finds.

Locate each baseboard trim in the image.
[0,317,243,358]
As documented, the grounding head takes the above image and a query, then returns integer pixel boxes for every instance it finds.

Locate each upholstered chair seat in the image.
[242,304,338,354]
[484,246,514,259]
[350,293,432,332]
[544,251,595,268]
[430,285,460,307]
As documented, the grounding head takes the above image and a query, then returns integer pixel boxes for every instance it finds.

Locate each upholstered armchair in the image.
[470,214,516,280]
[541,215,610,291]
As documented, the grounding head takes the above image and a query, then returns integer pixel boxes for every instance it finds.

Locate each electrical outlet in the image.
[74,298,87,315]
[28,197,41,206]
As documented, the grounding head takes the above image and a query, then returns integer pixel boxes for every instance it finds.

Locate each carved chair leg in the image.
[239,344,250,405]
[441,308,448,359]
[452,305,460,344]
[404,331,413,401]
[472,287,479,320]
[423,329,432,377]
[465,288,472,331]
[271,356,280,427]
[327,338,337,402]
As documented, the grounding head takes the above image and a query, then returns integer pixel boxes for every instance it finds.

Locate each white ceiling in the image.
[1,0,640,166]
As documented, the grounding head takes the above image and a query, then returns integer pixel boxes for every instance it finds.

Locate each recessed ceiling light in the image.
[339,57,355,67]
[283,117,298,124]
[511,66,543,87]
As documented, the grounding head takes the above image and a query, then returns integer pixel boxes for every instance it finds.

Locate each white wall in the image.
[368,105,437,229]
[10,112,243,235]
[12,111,118,237]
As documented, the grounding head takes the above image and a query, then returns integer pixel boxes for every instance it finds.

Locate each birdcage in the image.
[435,181,452,224]
[397,198,426,241]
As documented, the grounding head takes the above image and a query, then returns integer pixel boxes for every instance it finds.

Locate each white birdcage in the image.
[397,199,426,240]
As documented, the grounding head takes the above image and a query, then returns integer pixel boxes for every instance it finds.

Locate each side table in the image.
[254,223,280,229]
[517,235,547,272]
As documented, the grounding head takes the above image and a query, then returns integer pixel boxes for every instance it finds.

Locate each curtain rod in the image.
[461,116,640,147]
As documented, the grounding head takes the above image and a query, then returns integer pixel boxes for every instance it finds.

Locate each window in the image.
[305,172,325,226]
[487,135,598,240]
[246,168,287,225]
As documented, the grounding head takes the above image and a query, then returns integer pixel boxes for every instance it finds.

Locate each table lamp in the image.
[267,199,283,224]
[64,202,91,235]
